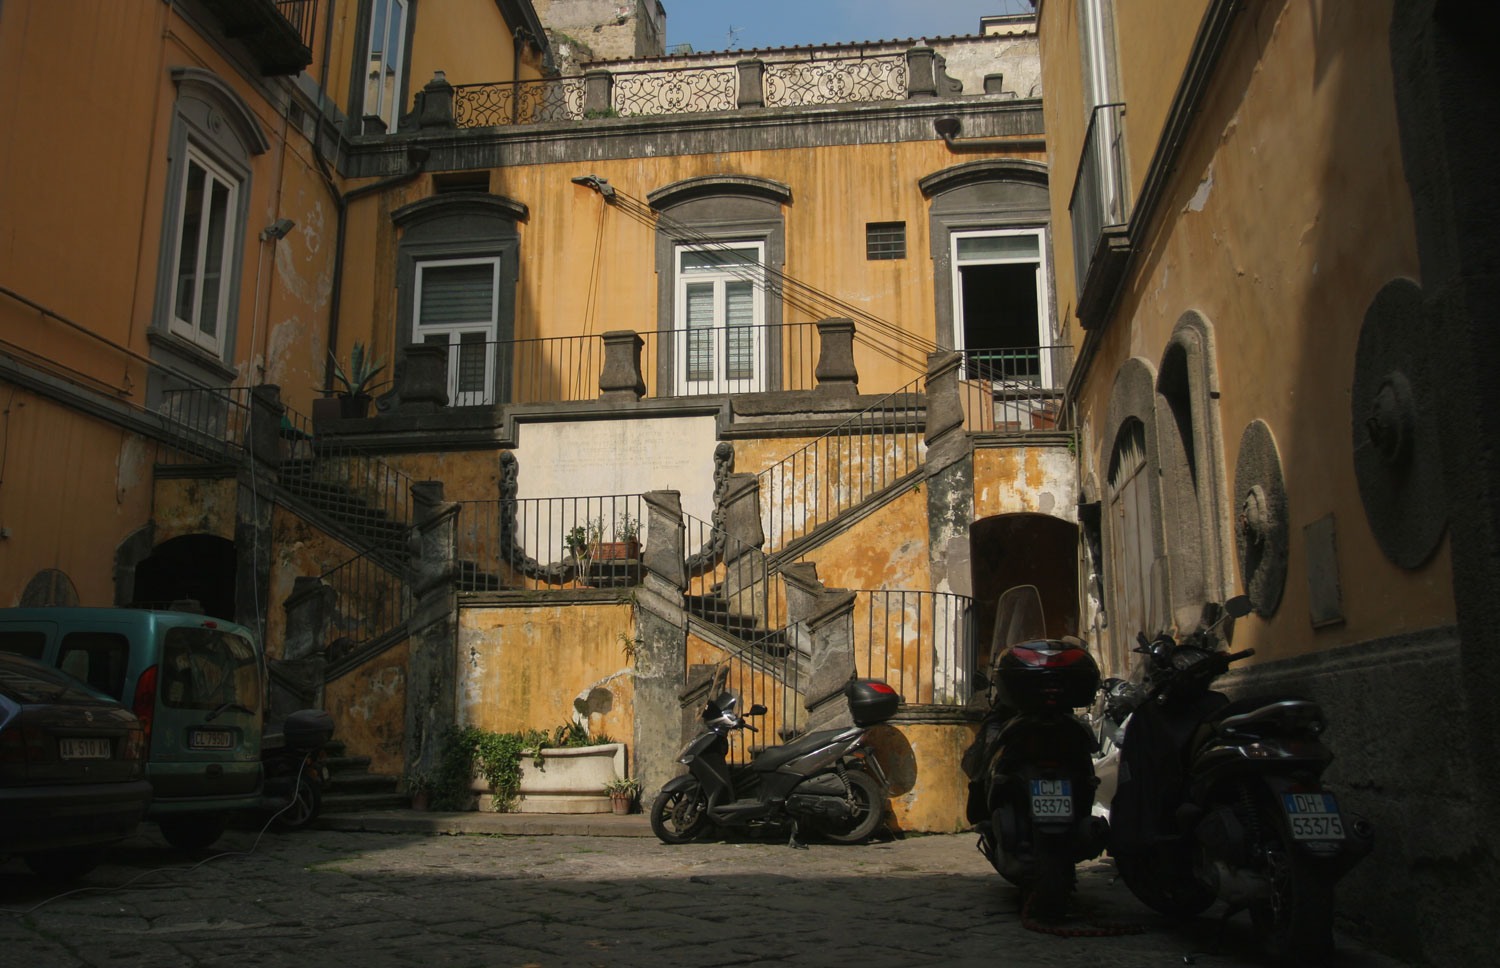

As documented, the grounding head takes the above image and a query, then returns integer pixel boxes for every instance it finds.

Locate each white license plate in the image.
[59,738,111,759]
[1282,792,1345,841]
[1030,778,1072,818]
[190,729,235,750]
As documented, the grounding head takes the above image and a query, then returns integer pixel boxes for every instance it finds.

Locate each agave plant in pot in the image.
[604,776,642,815]
[316,341,387,420]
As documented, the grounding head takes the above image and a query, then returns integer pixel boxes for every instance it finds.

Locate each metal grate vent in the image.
[866,222,906,260]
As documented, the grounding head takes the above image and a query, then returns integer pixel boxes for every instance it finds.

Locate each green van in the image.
[0,608,264,849]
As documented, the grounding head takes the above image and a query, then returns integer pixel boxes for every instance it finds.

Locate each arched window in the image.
[649,175,790,396]
[392,194,527,406]
[1106,418,1152,672]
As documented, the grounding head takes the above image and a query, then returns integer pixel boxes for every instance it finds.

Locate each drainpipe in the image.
[934,116,1046,152]
[320,145,430,392]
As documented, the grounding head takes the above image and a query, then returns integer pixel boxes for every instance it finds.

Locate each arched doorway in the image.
[131,534,237,622]
[969,513,1079,664]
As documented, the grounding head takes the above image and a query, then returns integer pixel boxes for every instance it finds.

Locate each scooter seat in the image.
[750,728,850,772]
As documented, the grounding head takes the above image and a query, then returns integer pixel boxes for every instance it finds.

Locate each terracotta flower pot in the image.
[610,793,631,815]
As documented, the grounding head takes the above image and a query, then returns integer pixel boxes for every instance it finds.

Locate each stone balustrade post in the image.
[413,71,456,130]
[599,330,646,402]
[247,384,284,473]
[906,47,938,99]
[814,317,858,395]
[584,69,613,115]
[801,584,860,732]
[404,480,460,782]
[393,343,450,412]
[636,490,689,810]
[737,59,766,108]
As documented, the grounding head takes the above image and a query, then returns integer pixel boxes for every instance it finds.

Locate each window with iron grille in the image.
[866,222,906,260]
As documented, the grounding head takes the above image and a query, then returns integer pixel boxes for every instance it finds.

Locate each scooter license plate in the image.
[1281,792,1346,841]
[1030,778,1072,818]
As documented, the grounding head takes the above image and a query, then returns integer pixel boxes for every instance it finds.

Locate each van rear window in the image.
[0,630,47,660]
[59,632,130,700]
[161,628,260,713]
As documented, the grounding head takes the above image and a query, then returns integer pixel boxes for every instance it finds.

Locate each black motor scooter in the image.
[1103,583,1373,961]
[650,679,897,846]
[963,584,1109,919]
[260,708,334,830]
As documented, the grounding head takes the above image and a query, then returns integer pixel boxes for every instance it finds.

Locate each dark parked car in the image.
[0,652,152,878]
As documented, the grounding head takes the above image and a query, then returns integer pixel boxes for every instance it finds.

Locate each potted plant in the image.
[566,521,597,585]
[590,511,641,561]
[405,771,432,811]
[321,341,387,419]
[604,776,642,815]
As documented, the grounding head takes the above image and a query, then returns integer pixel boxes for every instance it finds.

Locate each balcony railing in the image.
[422,322,821,406]
[957,344,1069,433]
[199,0,317,75]
[320,542,410,663]
[1068,102,1130,319]
[764,55,907,106]
[451,50,921,129]
[155,386,254,466]
[455,494,646,591]
[853,589,974,706]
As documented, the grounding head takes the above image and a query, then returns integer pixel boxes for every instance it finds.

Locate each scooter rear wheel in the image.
[273,777,323,830]
[1029,831,1074,920]
[1113,846,1214,917]
[650,784,708,844]
[816,769,884,844]
[1249,800,1335,961]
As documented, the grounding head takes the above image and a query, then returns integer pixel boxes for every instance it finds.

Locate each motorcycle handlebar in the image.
[740,721,759,733]
[1227,648,1255,662]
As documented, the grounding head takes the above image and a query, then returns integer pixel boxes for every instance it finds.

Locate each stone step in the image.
[321,791,410,814]
[326,754,371,774]
[329,772,400,794]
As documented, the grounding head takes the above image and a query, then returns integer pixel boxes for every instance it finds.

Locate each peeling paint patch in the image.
[1186,165,1214,213]
[115,434,150,505]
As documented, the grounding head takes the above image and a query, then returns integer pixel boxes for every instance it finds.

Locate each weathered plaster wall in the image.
[1071,0,1452,664]
[265,506,363,660]
[867,720,976,834]
[459,602,636,763]
[808,487,930,592]
[323,639,409,776]
[973,445,1077,521]
[0,391,156,606]
[153,477,239,544]
[342,140,1046,402]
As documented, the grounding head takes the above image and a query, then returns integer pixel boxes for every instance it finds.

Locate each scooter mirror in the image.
[1225,595,1253,619]
[747,703,768,716]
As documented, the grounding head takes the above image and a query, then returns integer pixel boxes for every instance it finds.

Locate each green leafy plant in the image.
[329,341,387,398]
[616,511,639,542]
[604,776,642,797]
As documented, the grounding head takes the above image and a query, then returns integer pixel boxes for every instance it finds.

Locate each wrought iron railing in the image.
[155,386,254,466]
[280,406,418,556]
[957,345,1069,433]
[430,334,603,406]
[452,77,586,126]
[852,589,974,706]
[273,0,319,48]
[613,65,737,116]
[764,55,906,106]
[455,494,646,591]
[319,542,411,663]
[641,321,820,398]
[756,375,927,556]
[1069,102,1130,294]
[681,508,797,764]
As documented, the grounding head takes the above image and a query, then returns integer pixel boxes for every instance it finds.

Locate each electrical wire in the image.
[1,757,314,918]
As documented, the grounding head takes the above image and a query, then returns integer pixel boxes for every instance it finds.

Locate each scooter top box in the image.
[992,638,1100,712]
[282,708,334,748]
[846,678,901,726]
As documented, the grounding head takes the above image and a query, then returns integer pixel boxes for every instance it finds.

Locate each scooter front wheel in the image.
[272,777,323,830]
[816,769,885,844]
[650,784,708,844]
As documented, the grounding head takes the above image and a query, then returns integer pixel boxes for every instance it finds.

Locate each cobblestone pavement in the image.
[1,824,1406,968]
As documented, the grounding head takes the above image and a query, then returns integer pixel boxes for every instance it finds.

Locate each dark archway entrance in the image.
[969,513,1079,665]
[131,534,237,622]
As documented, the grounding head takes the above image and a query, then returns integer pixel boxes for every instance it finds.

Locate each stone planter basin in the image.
[474,742,626,814]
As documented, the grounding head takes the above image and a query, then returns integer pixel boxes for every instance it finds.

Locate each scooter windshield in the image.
[992,584,1046,653]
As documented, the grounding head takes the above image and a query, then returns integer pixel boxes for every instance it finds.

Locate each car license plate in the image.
[1282,792,1346,841]
[1030,778,1072,818]
[190,728,235,750]
[59,738,111,759]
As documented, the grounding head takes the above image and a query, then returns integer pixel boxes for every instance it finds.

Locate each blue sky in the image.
[662,0,1033,54]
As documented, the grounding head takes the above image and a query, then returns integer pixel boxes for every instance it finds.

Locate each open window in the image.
[950,227,1054,388]
[363,0,410,132]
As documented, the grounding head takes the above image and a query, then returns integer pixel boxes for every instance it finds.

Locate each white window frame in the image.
[949,227,1054,388]
[364,0,410,132]
[413,256,500,406]
[167,144,241,355]
[672,241,767,395]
